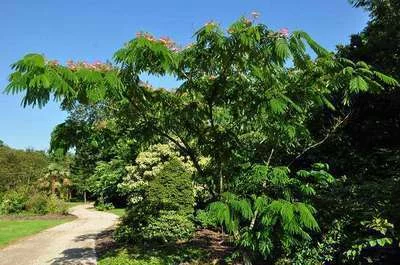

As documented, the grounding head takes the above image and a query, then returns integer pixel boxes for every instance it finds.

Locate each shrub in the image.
[0,189,68,215]
[96,201,115,211]
[195,209,218,228]
[26,193,68,214]
[114,223,135,243]
[89,159,127,207]
[117,145,196,243]
[0,189,29,214]
[45,194,68,214]
[146,159,195,215]
[142,211,195,243]
[26,193,49,214]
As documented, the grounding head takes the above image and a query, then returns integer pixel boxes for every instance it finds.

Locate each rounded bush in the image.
[141,210,195,243]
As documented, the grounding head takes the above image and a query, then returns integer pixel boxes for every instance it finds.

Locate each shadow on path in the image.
[49,247,95,265]
[73,233,97,242]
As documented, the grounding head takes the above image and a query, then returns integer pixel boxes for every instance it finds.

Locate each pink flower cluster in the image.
[279,28,290,38]
[47,60,60,66]
[251,11,260,19]
[136,32,179,52]
[66,60,112,72]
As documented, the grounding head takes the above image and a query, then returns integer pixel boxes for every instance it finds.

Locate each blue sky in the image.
[0,0,368,150]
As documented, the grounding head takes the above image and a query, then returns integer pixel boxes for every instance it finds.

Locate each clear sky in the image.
[0,0,368,150]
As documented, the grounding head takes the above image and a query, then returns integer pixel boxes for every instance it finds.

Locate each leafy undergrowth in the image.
[97,229,232,265]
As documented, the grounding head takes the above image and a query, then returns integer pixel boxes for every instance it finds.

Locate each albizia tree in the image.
[6,17,397,263]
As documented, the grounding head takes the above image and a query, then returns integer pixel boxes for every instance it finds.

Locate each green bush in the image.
[26,193,48,214]
[45,194,68,214]
[142,211,195,243]
[146,159,195,215]
[195,209,218,228]
[0,188,67,215]
[96,201,115,211]
[26,193,67,214]
[114,223,135,243]
[117,146,196,244]
[0,189,29,214]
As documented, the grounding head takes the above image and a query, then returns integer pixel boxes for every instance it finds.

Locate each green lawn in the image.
[107,208,125,217]
[0,218,72,247]
[65,201,85,208]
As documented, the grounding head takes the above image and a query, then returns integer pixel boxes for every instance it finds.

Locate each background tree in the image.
[291,1,400,263]
[0,143,48,192]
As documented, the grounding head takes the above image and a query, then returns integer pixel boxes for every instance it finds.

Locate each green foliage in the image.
[344,217,396,263]
[45,194,68,214]
[146,159,195,215]
[195,209,218,228]
[37,160,72,200]
[142,210,195,243]
[0,144,48,193]
[89,159,127,206]
[118,144,195,243]
[0,188,67,215]
[0,188,29,214]
[118,144,195,212]
[100,252,163,265]
[25,193,49,214]
[207,163,334,263]
[95,201,115,211]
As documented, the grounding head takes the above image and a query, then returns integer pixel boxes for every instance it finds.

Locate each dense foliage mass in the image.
[5,9,399,264]
[0,143,48,192]
[0,142,70,215]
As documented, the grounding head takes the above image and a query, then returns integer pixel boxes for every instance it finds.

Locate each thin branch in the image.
[262,148,275,189]
[266,148,275,167]
[288,112,352,166]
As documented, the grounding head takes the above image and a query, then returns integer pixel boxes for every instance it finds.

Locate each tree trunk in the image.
[83,191,87,204]
[219,164,224,195]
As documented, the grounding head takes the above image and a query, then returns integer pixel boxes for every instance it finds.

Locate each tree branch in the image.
[288,112,352,166]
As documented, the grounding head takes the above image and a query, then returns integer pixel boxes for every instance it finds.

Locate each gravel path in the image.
[0,204,118,265]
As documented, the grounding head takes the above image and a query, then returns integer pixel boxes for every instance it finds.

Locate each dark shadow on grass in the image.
[49,247,95,265]
[95,228,232,265]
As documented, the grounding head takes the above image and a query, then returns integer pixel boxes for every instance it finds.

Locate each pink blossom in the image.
[159,36,171,43]
[65,59,112,72]
[279,28,289,37]
[251,11,260,19]
[47,60,59,66]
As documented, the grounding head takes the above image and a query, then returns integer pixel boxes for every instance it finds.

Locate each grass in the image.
[0,217,73,247]
[98,244,207,265]
[65,201,85,208]
[107,208,125,217]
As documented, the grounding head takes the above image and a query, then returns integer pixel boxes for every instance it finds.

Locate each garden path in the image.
[0,204,117,265]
